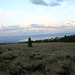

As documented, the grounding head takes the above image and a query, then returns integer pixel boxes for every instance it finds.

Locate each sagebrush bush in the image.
[72,63,75,71]
[8,59,24,75]
[0,43,75,75]
[8,57,47,75]
[0,63,6,71]
[0,51,17,60]
[54,67,64,74]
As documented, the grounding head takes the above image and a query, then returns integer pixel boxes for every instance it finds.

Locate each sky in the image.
[0,0,75,37]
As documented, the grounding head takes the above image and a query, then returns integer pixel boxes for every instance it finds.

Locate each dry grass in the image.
[0,42,75,75]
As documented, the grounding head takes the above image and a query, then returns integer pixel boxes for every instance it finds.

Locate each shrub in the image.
[8,58,32,75]
[72,63,75,71]
[55,67,64,74]
[27,37,33,47]
[31,59,46,72]
[0,63,6,71]
[8,59,23,75]
[0,51,17,60]
[0,48,5,54]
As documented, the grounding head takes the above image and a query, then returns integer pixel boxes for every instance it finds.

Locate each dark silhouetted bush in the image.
[27,37,33,47]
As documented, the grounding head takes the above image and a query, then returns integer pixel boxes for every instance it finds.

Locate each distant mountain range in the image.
[29,32,75,38]
[0,32,75,43]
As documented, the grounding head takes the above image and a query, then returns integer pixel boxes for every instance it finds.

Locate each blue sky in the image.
[0,0,75,36]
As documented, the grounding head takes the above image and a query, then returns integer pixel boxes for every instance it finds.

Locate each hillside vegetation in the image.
[0,43,75,75]
[32,35,75,43]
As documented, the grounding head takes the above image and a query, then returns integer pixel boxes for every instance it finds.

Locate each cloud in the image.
[30,0,69,6]
[0,21,74,32]
[30,23,75,29]
[0,9,5,14]
[30,0,48,6]
[31,24,56,28]
[0,9,22,16]
[0,22,75,37]
[49,2,60,6]
[0,25,2,29]
[49,0,69,7]
[0,25,24,31]
[0,9,23,25]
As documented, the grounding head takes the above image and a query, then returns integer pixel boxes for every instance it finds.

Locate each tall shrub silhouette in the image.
[27,37,33,47]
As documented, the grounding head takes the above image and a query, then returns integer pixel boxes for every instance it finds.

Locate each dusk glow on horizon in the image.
[0,0,75,36]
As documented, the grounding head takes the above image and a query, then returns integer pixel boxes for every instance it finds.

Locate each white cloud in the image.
[0,9,5,14]
[0,21,75,37]
[0,9,23,24]
[30,0,48,6]
[0,24,2,29]
[30,0,70,6]
[0,9,22,15]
